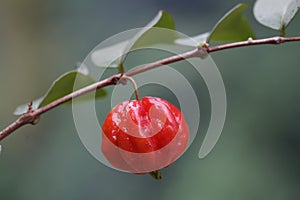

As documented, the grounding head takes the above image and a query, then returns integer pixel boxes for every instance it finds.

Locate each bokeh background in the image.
[1,0,300,199]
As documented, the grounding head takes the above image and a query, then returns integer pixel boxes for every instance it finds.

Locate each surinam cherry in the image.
[101,76,189,179]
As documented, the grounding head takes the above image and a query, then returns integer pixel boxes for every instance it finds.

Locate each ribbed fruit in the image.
[101,96,189,174]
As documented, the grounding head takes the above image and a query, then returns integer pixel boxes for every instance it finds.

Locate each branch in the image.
[0,75,122,141]
[1,36,300,141]
[206,36,300,53]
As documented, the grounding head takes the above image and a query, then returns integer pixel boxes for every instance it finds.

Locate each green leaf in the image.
[253,0,300,35]
[14,71,106,115]
[124,10,177,54]
[208,3,255,42]
[174,4,254,47]
[91,10,177,70]
[39,71,106,107]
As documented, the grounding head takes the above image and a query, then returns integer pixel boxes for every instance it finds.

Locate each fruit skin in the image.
[101,96,189,173]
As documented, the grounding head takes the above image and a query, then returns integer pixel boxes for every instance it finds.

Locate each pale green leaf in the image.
[91,40,129,68]
[91,10,177,70]
[175,32,210,47]
[254,0,300,34]
[14,97,43,115]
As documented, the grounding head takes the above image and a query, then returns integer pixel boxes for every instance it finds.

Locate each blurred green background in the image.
[1,0,300,199]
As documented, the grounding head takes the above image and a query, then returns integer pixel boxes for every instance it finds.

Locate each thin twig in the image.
[206,36,300,53]
[0,74,121,141]
[125,48,201,77]
[1,36,300,141]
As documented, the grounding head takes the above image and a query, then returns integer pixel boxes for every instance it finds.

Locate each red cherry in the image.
[101,96,189,174]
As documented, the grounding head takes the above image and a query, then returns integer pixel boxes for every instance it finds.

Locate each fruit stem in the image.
[149,170,162,180]
[120,75,140,100]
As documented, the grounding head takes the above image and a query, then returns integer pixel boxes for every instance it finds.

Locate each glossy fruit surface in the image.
[101,96,189,173]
